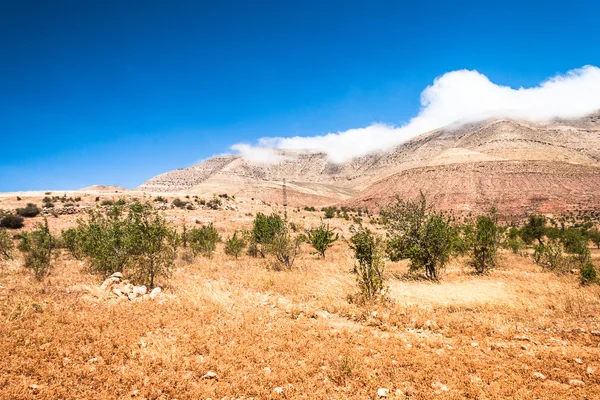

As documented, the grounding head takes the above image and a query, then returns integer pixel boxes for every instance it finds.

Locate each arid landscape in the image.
[3,3,600,398]
[1,184,599,399]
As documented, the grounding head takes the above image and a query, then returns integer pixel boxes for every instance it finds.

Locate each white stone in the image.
[110,272,123,279]
[533,372,546,380]
[133,285,147,296]
[201,371,217,380]
[574,358,583,364]
[149,287,162,299]
[273,387,283,394]
[569,379,585,387]
[377,388,389,397]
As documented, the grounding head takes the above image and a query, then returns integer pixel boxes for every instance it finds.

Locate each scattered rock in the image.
[591,330,600,337]
[110,272,123,279]
[533,372,546,380]
[471,342,479,347]
[274,387,284,394]
[201,371,217,380]
[432,382,449,392]
[377,388,389,397]
[149,287,162,299]
[574,358,583,364]
[587,366,594,375]
[569,379,585,387]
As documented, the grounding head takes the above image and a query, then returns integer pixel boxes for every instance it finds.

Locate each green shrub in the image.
[381,193,455,280]
[16,196,21,201]
[468,214,501,274]
[61,228,82,259]
[101,199,114,206]
[0,230,14,260]
[188,223,221,258]
[323,207,336,219]
[348,226,385,302]
[76,205,130,275]
[224,231,245,258]
[251,213,284,257]
[580,262,598,285]
[0,215,24,229]
[154,196,167,203]
[115,198,127,206]
[520,214,546,245]
[266,226,304,270]
[123,203,178,288]
[19,219,56,279]
[16,203,40,218]
[306,222,339,258]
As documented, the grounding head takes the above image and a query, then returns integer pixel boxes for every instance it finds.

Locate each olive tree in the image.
[18,219,56,279]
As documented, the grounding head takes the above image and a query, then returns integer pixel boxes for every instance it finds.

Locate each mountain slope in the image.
[137,112,600,213]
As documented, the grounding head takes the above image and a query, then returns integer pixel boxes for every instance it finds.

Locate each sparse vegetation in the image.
[306,221,338,258]
[0,214,24,229]
[224,231,245,258]
[0,230,14,260]
[381,193,455,280]
[467,212,501,274]
[16,203,40,218]
[250,212,285,257]
[188,223,221,258]
[348,225,385,302]
[18,219,56,279]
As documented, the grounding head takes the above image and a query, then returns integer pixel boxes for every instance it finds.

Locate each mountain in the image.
[137,112,600,215]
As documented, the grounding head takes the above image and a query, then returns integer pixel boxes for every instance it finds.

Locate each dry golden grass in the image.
[1,197,600,399]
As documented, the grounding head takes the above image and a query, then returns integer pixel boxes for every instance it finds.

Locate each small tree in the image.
[381,193,455,280]
[589,229,600,249]
[520,214,546,245]
[306,221,339,258]
[188,223,221,258]
[224,231,245,258]
[348,226,385,302]
[76,205,130,276]
[469,213,501,274]
[124,203,178,288]
[251,213,284,257]
[61,228,82,259]
[267,226,304,270]
[323,207,336,219]
[0,230,14,261]
[19,219,55,279]
[16,203,40,218]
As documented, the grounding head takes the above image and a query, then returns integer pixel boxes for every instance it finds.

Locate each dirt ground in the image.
[1,192,599,399]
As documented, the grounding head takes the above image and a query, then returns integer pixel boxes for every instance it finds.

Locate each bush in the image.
[188,223,221,258]
[16,203,40,218]
[0,215,24,229]
[101,199,114,206]
[61,228,82,259]
[520,214,546,245]
[0,230,14,260]
[172,198,187,209]
[76,205,130,275]
[306,222,339,258]
[19,219,56,279]
[323,207,336,219]
[266,225,304,270]
[251,213,284,257]
[468,214,501,274]
[580,262,598,285]
[348,226,385,302]
[589,229,600,249]
[123,203,178,288]
[381,193,455,280]
[224,231,245,258]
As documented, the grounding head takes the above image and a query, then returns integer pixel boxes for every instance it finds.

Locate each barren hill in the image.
[137,112,600,214]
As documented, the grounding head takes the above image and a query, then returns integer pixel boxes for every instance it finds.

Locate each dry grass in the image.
[1,197,600,399]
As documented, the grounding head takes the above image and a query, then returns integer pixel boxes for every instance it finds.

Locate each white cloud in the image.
[231,65,600,163]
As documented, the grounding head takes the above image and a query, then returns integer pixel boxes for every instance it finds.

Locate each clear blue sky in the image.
[1,0,598,191]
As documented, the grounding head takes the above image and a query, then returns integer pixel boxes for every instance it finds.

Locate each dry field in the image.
[1,193,600,399]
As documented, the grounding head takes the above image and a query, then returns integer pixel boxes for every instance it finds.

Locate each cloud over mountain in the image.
[232,65,600,163]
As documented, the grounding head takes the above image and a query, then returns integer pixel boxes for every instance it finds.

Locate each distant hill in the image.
[79,185,129,193]
[137,112,600,215]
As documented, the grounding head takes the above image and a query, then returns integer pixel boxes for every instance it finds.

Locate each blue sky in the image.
[1,0,599,191]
